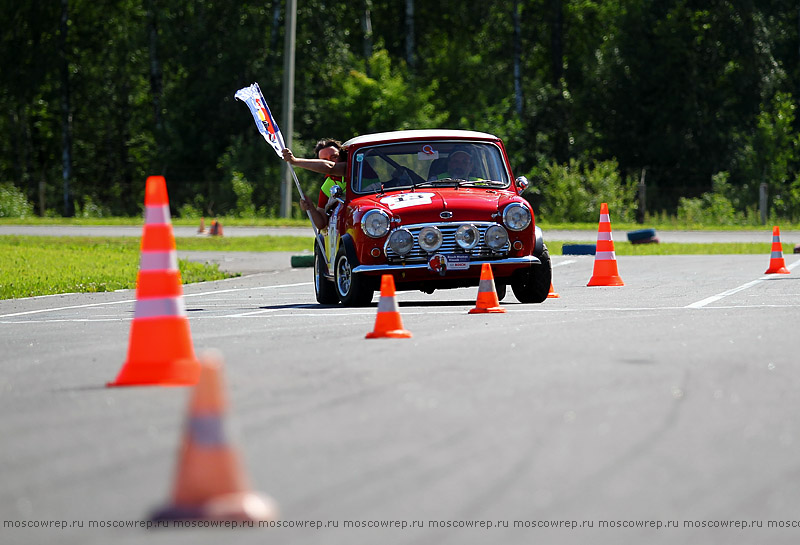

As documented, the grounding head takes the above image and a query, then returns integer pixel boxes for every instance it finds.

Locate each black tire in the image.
[334,248,374,307]
[511,245,552,304]
[314,245,339,304]
[495,281,507,301]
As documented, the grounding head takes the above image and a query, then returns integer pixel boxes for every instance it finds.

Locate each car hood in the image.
[360,188,515,225]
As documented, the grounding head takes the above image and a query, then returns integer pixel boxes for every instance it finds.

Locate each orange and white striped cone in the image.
[108,176,201,387]
[765,226,790,274]
[469,263,506,313]
[547,282,560,298]
[366,275,412,339]
[151,351,278,522]
[587,203,624,286]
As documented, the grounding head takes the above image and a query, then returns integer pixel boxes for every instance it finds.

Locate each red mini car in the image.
[313,129,551,306]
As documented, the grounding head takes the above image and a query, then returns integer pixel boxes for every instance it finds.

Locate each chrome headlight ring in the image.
[418,226,443,252]
[454,224,480,250]
[503,202,532,231]
[361,209,391,238]
[485,224,509,251]
[387,228,414,256]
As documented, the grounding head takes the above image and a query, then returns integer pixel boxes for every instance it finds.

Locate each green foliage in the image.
[75,196,111,218]
[677,172,741,225]
[326,49,448,136]
[0,183,34,218]
[230,171,257,217]
[3,1,800,223]
[533,159,636,223]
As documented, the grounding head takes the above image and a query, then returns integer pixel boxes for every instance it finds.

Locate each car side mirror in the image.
[325,184,345,214]
[515,176,529,192]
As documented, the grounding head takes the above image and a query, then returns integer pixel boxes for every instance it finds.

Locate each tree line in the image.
[2,1,800,222]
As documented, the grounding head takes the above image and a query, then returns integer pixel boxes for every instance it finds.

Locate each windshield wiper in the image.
[414,178,465,188]
[459,179,506,187]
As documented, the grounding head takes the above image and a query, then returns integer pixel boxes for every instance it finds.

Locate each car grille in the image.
[384,222,509,262]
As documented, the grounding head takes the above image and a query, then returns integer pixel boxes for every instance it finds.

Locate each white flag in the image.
[234,83,285,157]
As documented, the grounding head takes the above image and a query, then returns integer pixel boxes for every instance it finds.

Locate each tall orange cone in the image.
[547,282,560,298]
[108,176,201,387]
[469,263,506,313]
[587,203,624,286]
[765,226,790,274]
[197,217,206,234]
[366,275,412,338]
[151,351,279,522]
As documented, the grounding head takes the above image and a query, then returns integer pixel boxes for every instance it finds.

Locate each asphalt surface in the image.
[3,248,800,544]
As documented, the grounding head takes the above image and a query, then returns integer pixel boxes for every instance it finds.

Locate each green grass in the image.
[0,236,231,299]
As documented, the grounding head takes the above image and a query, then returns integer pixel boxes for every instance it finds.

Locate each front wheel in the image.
[511,246,552,303]
[496,282,507,301]
[335,248,374,307]
[314,245,338,304]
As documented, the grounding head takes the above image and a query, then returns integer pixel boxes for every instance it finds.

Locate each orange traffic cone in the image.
[108,176,201,387]
[366,275,412,338]
[547,282,560,298]
[587,203,624,286]
[209,219,224,236]
[765,226,790,274]
[469,263,506,313]
[151,351,279,522]
[197,217,206,234]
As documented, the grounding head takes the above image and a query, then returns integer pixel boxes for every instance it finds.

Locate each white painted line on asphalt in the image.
[0,298,136,319]
[553,259,576,268]
[7,300,800,324]
[685,258,800,309]
[0,282,311,319]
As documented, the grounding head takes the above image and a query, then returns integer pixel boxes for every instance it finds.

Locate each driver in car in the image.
[431,147,480,181]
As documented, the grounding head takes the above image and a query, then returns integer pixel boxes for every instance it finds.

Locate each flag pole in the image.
[289,164,322,239]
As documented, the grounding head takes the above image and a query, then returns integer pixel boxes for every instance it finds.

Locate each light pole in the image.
[280,0,297,217]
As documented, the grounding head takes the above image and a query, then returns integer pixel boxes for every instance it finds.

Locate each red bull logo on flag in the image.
[234,83,284,156]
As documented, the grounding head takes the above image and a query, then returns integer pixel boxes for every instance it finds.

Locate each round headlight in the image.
[455,224,479,250]
[485,225,509,251]
[503,203,532,231]
[361,209,390,238]
[418,226,443,252]
[388,229,413,256]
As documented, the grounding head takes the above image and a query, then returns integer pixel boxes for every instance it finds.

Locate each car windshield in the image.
[351,141,510,193]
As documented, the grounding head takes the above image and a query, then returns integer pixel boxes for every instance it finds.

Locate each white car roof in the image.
[343,129,499,148]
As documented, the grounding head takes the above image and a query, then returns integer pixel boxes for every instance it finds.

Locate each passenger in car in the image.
[282,139,347,229]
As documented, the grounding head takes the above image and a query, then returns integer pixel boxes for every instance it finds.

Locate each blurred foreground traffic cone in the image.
[587,203,624,287]
[151,351,279,522]
[107,176,201,387]
[366,275,412,338]
[469,263,506,313]
[765,226,790,274]
[197,217,206,234]
[547,282,560,298]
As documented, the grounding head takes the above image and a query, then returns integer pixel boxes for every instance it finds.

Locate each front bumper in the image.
[352,255,541,274]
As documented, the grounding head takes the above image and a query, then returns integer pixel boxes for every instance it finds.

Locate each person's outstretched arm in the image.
[282,149,346,177]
